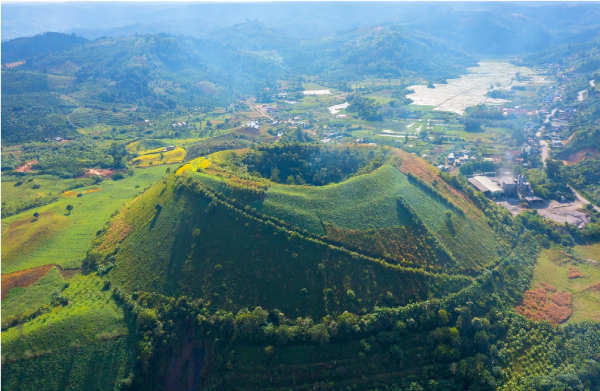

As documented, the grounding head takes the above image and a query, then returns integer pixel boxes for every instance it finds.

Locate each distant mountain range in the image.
[3,2,600,56]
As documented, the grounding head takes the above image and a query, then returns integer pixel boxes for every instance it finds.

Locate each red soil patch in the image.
[584,282,600,292]
[567,267,585,279]
[96,219,132,253]
[84,168,114,177]
[562,148,599,165]
[1,265,53,300]
[3,60,25,69]
[515,283,572,325]
[15,161,38,173]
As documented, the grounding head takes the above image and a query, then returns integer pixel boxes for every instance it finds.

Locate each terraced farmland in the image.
[69,108,131,128]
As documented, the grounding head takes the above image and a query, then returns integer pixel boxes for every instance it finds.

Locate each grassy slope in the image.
[248,163,497,272]
[130,146,186,167]
[1,339,134,391]
[1,175,88,217]
[1,165,173,274]
[2,273,128,357]
[93,175,469,319]
[253,165,412,234]
[531,246,600,323]
[1,273,133,391]
[1,267,64,325]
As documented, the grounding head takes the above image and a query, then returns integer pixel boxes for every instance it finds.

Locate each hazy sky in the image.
[4,0,591,3]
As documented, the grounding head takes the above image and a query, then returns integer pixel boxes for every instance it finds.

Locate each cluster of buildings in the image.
[468,174,543,204]
[446,150,476,166]
[246,121,260,129]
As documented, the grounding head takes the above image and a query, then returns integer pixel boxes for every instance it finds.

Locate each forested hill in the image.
[520,33,600,71]
[1,30,475,144]
[8,27,475,88]
[289,25,476,81]
[1,32,88,65]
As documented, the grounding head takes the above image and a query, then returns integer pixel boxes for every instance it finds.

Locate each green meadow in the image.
[2,267,65,327]
[1,165,175,274]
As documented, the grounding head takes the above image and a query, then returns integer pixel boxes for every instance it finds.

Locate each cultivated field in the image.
[1,165,174,273]
[528,247,600,323]
[2,273,128,358]
[129,146,186,167]
[406,62,539,114]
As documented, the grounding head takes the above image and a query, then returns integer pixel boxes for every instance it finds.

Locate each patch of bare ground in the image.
[84,168,114,177]
[496,197,591,227]
[3,60,25,69]
[584,282,600,292]
[14,161,38,173]
[562,148,599,165]
[515,282,573,325]
[567,268,585,279]
[1,265,53,299]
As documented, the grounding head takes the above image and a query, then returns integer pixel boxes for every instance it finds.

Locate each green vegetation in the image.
[2,267,65,329]
[1,272,134,391]
[1,164,173,273]
[2,273,128,358]
[86,171,473,319]
[2,17,600,390]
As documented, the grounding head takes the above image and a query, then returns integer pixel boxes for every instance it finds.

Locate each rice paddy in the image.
[406,62,539,114]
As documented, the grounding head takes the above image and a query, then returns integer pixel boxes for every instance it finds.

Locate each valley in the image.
[407,61,541,114]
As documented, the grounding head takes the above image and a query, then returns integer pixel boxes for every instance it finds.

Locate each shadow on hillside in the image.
[149,207,162,230]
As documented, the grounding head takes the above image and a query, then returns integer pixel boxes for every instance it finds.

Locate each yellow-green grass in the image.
[531,247,600,323]
[75,124,113,135]
[1,273,127,358]
[365,91,394,104]
[1,175,93,217]
[126,138,202,155]
[176,156,212,175]
[1,165,173,274]
[574,243,600,261]
[129,146,186,167]
[1,267,65,327]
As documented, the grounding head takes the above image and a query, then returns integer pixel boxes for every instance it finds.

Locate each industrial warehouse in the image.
[468,175,544,205]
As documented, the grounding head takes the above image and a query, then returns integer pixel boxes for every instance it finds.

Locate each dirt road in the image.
[540,140,548,166]
[569,185,600,212]
[544,108,558,124]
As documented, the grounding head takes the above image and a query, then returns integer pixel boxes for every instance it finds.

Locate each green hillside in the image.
[1,272,135,390]
[252,164,498,272]
[190,146,500,273]
[87,171,472,319]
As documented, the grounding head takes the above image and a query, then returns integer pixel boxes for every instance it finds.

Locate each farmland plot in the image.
[406,62,541,114]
